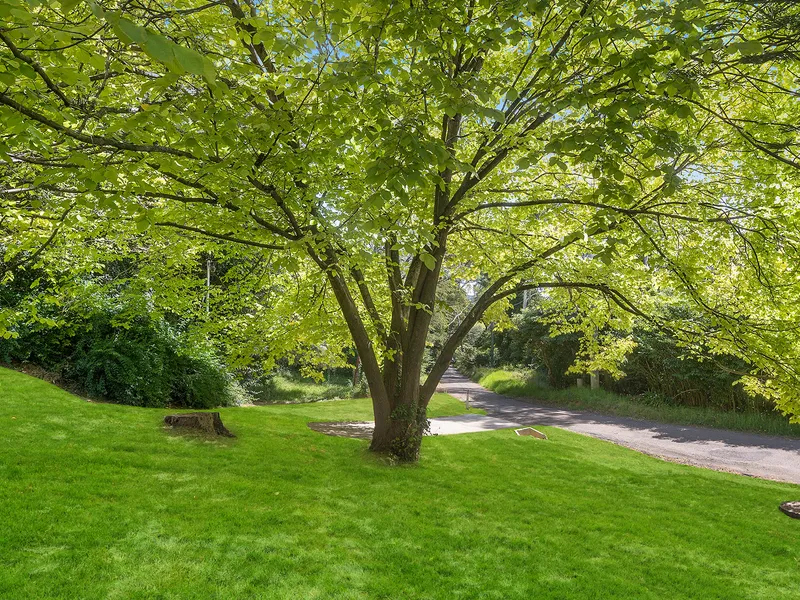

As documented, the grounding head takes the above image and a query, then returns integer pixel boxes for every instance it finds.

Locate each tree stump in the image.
[164,412,234,437]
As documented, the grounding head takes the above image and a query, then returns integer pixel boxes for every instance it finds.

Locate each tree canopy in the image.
[3,0,800,459]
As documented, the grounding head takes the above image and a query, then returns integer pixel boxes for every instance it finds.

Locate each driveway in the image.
[437,369,800,485]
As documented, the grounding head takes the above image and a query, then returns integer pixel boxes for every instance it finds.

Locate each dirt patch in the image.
[12,362,64,385]
[307,421,374,440]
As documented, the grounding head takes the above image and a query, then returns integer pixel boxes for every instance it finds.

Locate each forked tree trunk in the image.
[369,390,430,462]
[365,343,438,461]
[316,231,452,463]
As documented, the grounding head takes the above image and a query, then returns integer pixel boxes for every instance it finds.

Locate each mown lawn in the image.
[255,372,365,404]
[256,372,485,418]
[1,366,799,599]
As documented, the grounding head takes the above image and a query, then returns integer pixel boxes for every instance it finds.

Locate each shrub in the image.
[171,353,238,409]
[609,329,766,412]
[0,308,241,409]
[67,323,173,407]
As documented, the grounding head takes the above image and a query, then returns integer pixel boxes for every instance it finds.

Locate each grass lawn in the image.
[256,372,365,404]
[2,366,799,599]
[474,368,800,439]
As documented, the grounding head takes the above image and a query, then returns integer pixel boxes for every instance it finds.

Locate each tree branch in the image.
[154,221,286,249]
[0,93,206,160]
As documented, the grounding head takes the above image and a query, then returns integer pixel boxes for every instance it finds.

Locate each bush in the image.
[68,324,173,407]
[457,303,771,414]
[0,308,242,409]
[609,329,768,412]
[171,353,239,409]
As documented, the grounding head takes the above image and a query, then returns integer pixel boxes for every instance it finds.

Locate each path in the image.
[438,368,800,485]
[308,414,523,440]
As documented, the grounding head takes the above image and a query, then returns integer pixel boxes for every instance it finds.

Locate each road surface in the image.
[438,369,800,485]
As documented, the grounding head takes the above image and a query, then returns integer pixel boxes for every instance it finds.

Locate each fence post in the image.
[590,371,600,390]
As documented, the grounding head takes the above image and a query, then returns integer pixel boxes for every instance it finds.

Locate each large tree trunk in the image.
[314,230,449,463]
[369,390,429,462]
[368,338,437,461]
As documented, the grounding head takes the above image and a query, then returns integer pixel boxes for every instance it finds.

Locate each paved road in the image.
[438,369,800,485]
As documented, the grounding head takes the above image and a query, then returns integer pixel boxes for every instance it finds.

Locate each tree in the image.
[3,0,800,460]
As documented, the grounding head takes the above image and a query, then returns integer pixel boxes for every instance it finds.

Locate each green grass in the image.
[261,391,485,420]
[254,373,486,418]
[2,366,800,599]
[474,368,800,438]
[258,372,364,403]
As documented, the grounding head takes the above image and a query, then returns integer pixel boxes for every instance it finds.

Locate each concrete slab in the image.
[308,414,521,439]
[428,414,521,435]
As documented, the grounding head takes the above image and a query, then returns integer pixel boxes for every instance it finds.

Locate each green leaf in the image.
[113,16,148,45]
[172,44,205,77]
[85,0,104,18]
[135,216,151,232]
[143,34,177,68]
[737,40,764,56]
[106,14,216,84]
[484,108,506,123]
[420,253,435,271]
[58,0,81,12]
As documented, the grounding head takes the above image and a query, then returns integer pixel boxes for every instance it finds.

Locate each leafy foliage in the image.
[462,298,772,412]
[0,307,242,408]
[611,328,769,413]
[4,0,800,454]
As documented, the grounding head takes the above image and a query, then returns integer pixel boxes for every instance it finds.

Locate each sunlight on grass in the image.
[267,392,485,421]
[261,373,363,403]
[2,366,799,599]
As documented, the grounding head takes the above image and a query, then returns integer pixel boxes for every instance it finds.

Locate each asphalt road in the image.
[438,369,800,485]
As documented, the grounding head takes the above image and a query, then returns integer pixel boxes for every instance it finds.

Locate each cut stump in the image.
[164,412,234,437]
[779,501,800,519]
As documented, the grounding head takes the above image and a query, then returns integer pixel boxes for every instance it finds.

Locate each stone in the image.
[515,427,547,439]
[779,501,800,519]
[164,412,234,437]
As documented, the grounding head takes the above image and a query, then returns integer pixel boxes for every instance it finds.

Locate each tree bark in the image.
[352,353,361,387]
[368,387,429,462]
